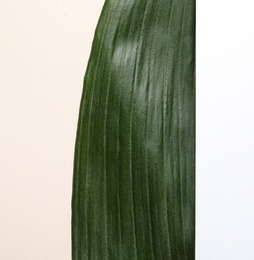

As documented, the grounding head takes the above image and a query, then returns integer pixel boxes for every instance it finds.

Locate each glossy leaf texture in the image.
[72,0,195,259]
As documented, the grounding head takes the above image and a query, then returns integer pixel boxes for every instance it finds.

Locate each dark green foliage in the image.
[72,0,195,259]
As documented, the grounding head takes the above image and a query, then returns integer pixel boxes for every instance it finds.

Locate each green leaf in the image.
[72,0,195,259]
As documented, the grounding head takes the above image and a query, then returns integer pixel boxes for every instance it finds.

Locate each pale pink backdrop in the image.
[0,1,104,259]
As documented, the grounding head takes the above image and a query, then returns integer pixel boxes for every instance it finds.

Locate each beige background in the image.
[0,0,104,259]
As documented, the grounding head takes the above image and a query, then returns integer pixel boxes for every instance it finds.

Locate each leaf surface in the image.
[72,0,195,259]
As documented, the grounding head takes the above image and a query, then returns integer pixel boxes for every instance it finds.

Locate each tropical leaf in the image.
[72,0,195,259]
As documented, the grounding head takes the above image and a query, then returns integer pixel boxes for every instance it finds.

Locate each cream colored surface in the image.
[0,1,104,259]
